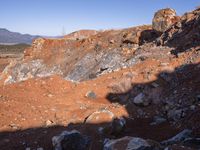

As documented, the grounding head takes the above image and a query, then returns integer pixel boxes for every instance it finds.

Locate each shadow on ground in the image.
[0,62,200,150]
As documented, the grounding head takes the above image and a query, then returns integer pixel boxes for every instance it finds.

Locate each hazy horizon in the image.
[1,0,200,36]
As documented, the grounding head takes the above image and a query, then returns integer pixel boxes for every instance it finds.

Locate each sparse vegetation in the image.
[0,44,30,54]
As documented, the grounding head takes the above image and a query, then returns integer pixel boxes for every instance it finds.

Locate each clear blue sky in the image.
[0,0,199,36]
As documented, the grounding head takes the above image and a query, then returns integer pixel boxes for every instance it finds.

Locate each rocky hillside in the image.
[0,25,160,84]
[0,8,200,150]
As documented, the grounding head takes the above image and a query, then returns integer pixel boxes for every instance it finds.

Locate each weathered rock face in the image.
[3,59,63,84]
[152,8,180,32]
[1,25,160,84]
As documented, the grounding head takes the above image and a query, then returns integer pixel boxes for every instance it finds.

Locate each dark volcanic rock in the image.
[103,136,161,150]
[52,130,91,150]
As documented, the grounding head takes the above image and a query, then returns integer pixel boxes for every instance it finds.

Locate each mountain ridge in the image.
[0,28,41,44]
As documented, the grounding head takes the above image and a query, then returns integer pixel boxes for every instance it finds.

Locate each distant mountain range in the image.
[0,28,42,45]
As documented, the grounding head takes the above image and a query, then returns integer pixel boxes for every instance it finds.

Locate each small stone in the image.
[151,82,159,88]
[167,109,183,121]
[109,40,115,44]
[47,94,53,98]
[45,120,54,127]
[131,93,150,106]
[25,148,31,150]
[190,105,196,110]
[9,123,18,129]
[150,116,167,125]
[160,63,169,67]
[133,93,145,104]
[85,110,114,124]
[37,148,44,150]
[85,91,96,99]
[111,117,126,135]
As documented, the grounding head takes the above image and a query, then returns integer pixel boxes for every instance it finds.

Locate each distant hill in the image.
[0,28,40,45]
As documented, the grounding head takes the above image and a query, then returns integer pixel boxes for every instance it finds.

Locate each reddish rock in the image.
[64,30,98,40]
[152,8,180,32]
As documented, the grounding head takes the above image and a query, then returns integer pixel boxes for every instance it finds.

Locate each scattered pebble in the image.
[45,120,55,127]
[85,91,97,99]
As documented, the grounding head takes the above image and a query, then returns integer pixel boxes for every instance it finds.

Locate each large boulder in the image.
[152,8,180,32]
[52,130,91,150]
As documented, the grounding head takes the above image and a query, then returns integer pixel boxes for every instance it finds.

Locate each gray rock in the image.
[190,105,196,111]
[85,91,96,99]
[150,116,167,125]
[65,49,138,82]
[98,117,126,135]
[104,136,160,150]
[4,59,63,84]
[161,129,192,145]
[52,130,91,150]
[85,109,114,124]
[167,108,184,121]
[132,93,150,106]
[151,82,159,88]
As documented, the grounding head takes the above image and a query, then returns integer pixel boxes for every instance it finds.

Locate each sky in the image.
[0,0,199,36]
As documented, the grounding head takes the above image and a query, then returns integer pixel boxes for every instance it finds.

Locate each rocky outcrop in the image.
[1,25,160,84]
[157,8,200,53]
[64,30,98,40]
[152,8,180,32]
